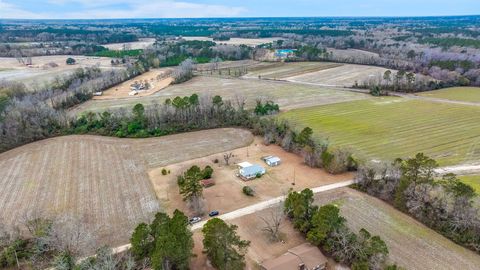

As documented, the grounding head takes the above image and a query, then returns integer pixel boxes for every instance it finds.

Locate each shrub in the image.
[256,173,263,179]
[242,186,254,196]
[213,158,219,164]
[203,166,214,179]
[161,168,168,175]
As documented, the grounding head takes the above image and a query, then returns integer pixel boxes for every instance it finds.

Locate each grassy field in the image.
[286,64,392,87]
[418,87,480,103]
[92,49,143,58]
[315,189,480,270]
[244,61,342,79]
[0,128,252,253]
[282,97,480,165]
[70,76,369,115]
[458,175,480,193]
[0,55,117,89]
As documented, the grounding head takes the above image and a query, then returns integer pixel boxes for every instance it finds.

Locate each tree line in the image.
[355,153,479,253]
[284,189,399,270]
[131,210,250,270]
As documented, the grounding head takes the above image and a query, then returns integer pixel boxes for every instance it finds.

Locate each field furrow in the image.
[0,128,252,252]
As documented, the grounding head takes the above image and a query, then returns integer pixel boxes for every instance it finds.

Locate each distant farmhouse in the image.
[260,243,328,270]
[237,162,266,180]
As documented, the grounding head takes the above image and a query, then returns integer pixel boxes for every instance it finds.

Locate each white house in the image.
[237,162,266,180]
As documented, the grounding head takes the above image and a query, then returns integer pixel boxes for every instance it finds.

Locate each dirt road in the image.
[435,164,480,175]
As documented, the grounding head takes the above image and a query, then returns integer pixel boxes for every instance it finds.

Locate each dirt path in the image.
[435,164,480,175]
[394,92,480,107]
[110,179,354,255]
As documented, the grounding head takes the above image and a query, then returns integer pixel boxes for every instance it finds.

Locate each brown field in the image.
[0,128,252,251]
[244,61,343,80]
[196,60,262,71]
[70,76,369,115]
[182,36,280,46]
[102,38,156,50]
[314,188,480,270]
[328,48,381,59]
[150,136,353,221]
[0,55,118,89]
[93,68,173,99]
[286,64,392,87]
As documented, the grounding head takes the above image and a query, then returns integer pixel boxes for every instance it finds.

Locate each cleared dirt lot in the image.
[314,188,480,270]
[182,36,280,46]
[0,128,252,251]
[150,136,353,219]
[286,64,391,87]
[244,61,343,79]
[94,68,173,99]
[71,76,370,115]
[152,136,352,269]
[102,38,156,50]
[0,55,118,89]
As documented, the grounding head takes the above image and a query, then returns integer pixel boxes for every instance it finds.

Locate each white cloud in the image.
[1,0,247,19]
[0,0,51,19]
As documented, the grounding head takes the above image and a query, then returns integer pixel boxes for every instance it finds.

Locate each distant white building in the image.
[262,156,281,167]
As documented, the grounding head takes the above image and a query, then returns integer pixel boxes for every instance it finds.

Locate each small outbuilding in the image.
[260,243,328,270]
[237,163,266,180]
[200,179,215,188]
[262,156,281,167]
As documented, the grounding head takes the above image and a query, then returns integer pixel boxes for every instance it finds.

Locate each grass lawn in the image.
[282,97,480,165]
[418,87,480,103]
[458,175,480,193]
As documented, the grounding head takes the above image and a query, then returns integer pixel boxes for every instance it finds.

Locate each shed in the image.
[264,156,281,167]
[260,243,327,270]
[200,179,215,188]
[238,164,266,180]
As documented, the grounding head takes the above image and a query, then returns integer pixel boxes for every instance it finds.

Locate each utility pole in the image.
[291,167,296,186]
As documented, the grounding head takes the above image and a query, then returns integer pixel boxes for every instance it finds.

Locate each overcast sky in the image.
[1,0,479,19]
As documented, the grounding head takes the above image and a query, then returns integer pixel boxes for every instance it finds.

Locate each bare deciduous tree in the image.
[223,152,233,165]
[257,204,284,242]
[44,215,98,257]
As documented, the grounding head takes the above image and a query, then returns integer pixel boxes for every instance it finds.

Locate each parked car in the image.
[209,210,219,217]
[189,217,202,224]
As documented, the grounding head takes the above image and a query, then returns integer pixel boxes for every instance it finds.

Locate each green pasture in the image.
[283,97,480,165]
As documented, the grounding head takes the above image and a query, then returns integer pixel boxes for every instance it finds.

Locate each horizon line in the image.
[1,14,480,21]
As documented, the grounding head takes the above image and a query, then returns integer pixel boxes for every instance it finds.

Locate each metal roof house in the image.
[237,163,266,180]
[260,243,327,270]
[263,156,281,167]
